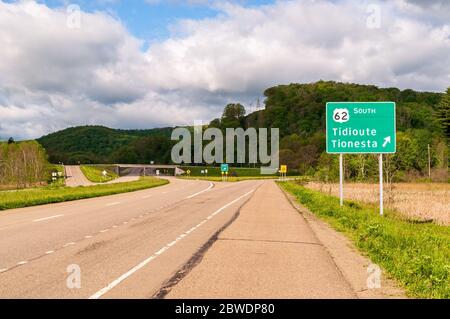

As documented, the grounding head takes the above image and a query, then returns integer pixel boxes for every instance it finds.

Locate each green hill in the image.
[37,126,173,164]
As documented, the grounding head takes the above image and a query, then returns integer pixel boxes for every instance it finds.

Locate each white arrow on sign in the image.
[382,136,391,148]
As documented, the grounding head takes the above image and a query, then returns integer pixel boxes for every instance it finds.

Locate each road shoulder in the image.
[280,185,406,299]
[164,180,389,299]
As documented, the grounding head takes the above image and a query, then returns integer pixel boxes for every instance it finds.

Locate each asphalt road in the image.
[167,181,356,298]
[65,165,94,187]
[65,166,141,187]
[0,177,261,298]
[0,177,401,299]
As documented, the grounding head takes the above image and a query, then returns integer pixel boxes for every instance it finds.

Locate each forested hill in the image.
[246,81,442,136]
[37,126,173,164]
[36,81,448,181]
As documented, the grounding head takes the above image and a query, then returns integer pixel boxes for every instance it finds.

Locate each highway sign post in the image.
[221,164,229,182]
[326,102,396,215]
[280,165,287,181]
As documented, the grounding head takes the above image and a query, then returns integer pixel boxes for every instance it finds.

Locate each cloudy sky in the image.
[0,0,449,139]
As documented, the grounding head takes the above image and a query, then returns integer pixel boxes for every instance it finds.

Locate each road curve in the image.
[64,165,94,187]
[64,166,141,187]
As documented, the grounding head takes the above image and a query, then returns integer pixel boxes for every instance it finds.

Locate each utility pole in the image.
[428,144,431,180]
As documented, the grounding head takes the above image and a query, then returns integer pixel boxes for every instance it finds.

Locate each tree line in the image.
[0,140,48,189]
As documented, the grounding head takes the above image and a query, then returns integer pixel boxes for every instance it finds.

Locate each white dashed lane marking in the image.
[89,188,255,299]
[33,214,64,223]
[3,181,222,275]
[105,202,121,207]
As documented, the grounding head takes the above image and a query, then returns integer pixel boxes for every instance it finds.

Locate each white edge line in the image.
[89,188,254,299]
[186,182,214,199]
[33,214,64,223]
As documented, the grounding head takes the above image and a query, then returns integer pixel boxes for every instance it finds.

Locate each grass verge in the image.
[80,165,118,183]
[279,181,450,299]
[178,176,280,182]
[180,166,273,177]
[0,177,168,211]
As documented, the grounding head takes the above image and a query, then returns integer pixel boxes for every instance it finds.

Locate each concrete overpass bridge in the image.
[113,164,184,177]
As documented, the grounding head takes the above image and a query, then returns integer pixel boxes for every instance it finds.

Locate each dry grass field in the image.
[306,182,450,225]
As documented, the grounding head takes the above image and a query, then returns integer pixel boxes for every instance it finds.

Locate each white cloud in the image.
[0,0,449,140]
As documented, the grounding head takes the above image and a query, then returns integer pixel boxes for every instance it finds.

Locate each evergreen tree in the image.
[436,87,450,139]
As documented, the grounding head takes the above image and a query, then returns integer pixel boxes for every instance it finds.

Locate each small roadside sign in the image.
[279,165,287,181]
[221,164,229,173]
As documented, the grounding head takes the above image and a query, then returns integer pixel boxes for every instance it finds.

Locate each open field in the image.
[80,165,118,183]
[0,177,168,211]
[280,182,450,299]
[305,182,450,226]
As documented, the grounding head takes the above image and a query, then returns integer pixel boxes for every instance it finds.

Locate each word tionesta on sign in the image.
[331,127,378,149]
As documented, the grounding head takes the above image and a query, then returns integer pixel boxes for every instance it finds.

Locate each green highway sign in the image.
[326,102,396,154]
[221,164,229,173]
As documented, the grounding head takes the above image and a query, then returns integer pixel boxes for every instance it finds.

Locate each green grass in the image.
[47,164,65,187]
[279,182,450,299]
[180,166,280,177]
[0,177,168,211]
[178,176,280,182]
[80,165,118,183]
[179,166,300,179]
